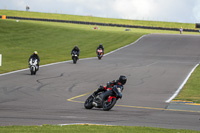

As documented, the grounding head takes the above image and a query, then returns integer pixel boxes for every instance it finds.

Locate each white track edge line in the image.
[58,123,115,126]
[165,63,199,103]
[0,35,146,77]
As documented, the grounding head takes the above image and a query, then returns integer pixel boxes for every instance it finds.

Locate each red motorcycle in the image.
[84,85,123,111]
[97,48,103,60]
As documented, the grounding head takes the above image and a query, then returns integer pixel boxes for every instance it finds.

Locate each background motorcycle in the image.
[84,85,123,111]
[97,48,103,60]
[29,58,38,75]
[72,51,78,64]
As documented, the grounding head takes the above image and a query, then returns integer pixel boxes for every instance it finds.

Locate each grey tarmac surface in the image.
[0,34,200,130]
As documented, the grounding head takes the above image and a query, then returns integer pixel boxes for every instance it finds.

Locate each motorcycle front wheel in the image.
[72,57,77,64]
[103,97,117,111]
[30,67,34,75]
[84,95,94,109]
[98,56,102,60]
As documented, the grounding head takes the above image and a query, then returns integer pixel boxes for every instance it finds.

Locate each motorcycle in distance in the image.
[84,85,123,111]
[72,51,78,64]
[29,58,38,75]
[97,48,103,60]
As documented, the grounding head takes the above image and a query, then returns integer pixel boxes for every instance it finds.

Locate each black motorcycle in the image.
[84,85,123,111]
[72,51,78,64]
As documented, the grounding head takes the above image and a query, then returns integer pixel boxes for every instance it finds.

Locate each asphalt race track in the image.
[0,34,200,130]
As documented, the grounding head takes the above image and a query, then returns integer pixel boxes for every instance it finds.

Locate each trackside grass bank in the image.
[0,19,144,73]
[175,65,200,103]
[0,9,196,29]
[0,125,199,133]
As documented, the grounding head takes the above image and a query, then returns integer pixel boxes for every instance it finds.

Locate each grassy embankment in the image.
[0,19,144,73]
[0,9,197,29]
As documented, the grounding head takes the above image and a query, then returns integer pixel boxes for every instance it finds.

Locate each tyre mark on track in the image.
[36,73,64,91]
[2,87,23,94]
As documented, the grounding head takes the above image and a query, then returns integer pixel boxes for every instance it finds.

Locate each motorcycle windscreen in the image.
[113,86,122,98]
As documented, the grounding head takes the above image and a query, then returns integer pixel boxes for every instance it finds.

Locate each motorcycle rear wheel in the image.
[103,98,117,111]
[84,95,94,109]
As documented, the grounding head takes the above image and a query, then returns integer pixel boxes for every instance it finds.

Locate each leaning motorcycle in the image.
[29,58,38,75]
[72,51,78,64]
[97,48,103,60]
[84,85,123,111]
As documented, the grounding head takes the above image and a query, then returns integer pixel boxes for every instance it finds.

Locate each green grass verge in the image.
[0,9,196,29]
[175,65,200,103]
[0,19,145,73]
[0,125,199,133]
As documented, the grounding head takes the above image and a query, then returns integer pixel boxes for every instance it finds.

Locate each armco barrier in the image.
[1,16,198,32]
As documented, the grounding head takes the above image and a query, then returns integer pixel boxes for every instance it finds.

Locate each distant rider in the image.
[96,43,104,54]
[29,51,40,70]
[93,75,127,97]
[180,27,183,34]
[71,45,80,58]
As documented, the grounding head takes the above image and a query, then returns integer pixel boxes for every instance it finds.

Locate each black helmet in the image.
[118,75,127,85]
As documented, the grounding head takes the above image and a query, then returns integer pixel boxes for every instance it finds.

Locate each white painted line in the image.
[0,35,146,77]
[0,54,2,66]
[0,68,29,77]
[58,123,115,126]
[165,63,199,103]
[104,35,146,56]
[0,58,95,77]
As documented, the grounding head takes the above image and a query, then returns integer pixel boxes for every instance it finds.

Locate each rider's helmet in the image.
[74,45,78,50]
[34,51,38,55]
[118,75,127,85]
[100,43,103,46]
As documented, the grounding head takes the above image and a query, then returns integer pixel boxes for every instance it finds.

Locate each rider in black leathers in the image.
[93,75,127,97]
[71,45,80,57]
[28,51,40,69]
[92,75,127,107]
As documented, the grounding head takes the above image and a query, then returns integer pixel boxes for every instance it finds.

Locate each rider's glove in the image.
[99,85,104,90]
[106,82,111,88]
